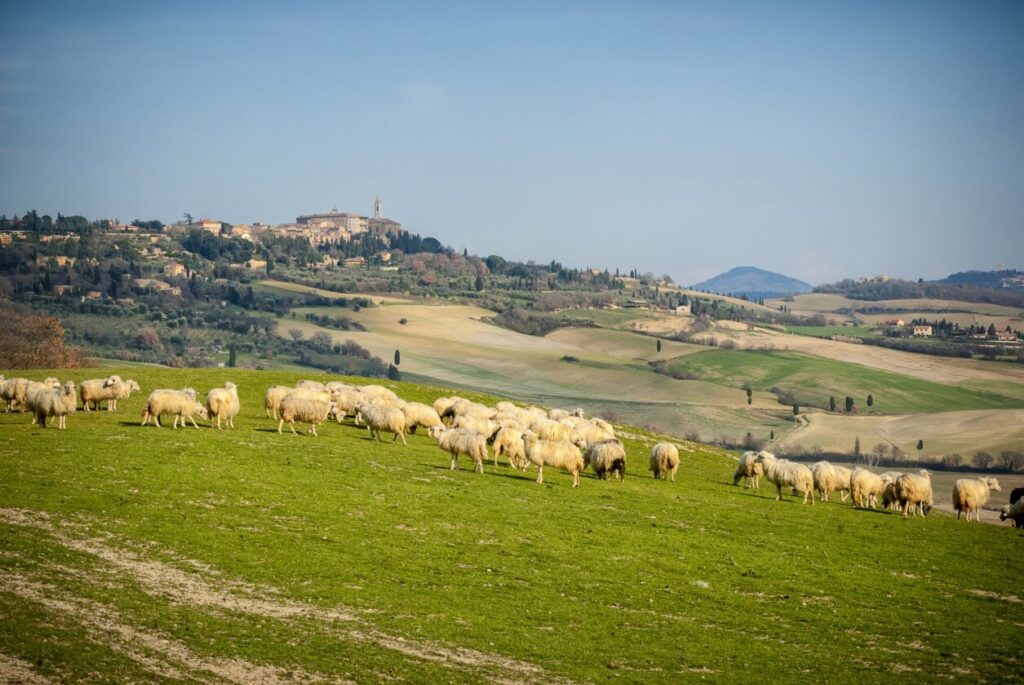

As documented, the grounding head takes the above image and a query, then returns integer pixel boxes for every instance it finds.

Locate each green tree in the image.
[656,339,662,353]
[387,363,401,381]
[394,349,401,366]
[845,396,854,413]
[829,396,836,412]
[745,387,752,405]
[867,394,874,408]
[916,439,924,451]
[228,343,237,368]
[792,404,800,416]
[854,436,861,460]
[474,274,484,291]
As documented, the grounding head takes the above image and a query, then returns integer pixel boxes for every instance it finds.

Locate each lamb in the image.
[278,394,336,437]
[401,402,443,434]
[522,431,585,487]
[999,499,1024,528]
[832,465,854,502]
[492,426,528,469]
[650,442,680,482]
[810,461,839,502]
[141,388,208,428]
[205,381,240,429]
[756,452,814,504]
[31,380,77,429]
[429,426,488,473]
[529,417,575,443]
[952,478,1001,522]
[79,375,128,410]
[850,468,894,509]
[732,450,765,489]
[584,439,627,480]
[894,470,933,518]
[264,385,294,420]
[357,403,408,445]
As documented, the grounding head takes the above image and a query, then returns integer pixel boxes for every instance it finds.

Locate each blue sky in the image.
[1,1,1022,284]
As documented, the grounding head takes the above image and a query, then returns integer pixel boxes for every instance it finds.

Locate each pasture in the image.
[1,368,1022,683]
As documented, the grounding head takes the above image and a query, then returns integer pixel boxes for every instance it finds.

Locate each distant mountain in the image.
[690,266,813,298]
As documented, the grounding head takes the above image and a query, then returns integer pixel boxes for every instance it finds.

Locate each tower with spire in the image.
[374,193,383,219]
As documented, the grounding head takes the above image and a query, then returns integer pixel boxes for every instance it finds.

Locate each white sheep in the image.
[522,431,584,487]
[650,442,680,482]
[3,377,59,413]
[492,426,528,469]
[566,416,616,447]
[264,385,293,419]
[358,384,400,402]
[999,499,1024,528]
[24,378,62,424]
[529,417,575,443]
[451,413,498,440]
[832,465,853,502]
[357,403,408,445]
[206,381,241,429]
[278,394,336,437]
[894,470,933,518]
[732,450,764,489]
[432,396,462,422]
[584,439,627,480]
[429,426,488,473]
[141,389,208,428]
[0,376,22,412]
[31,380,77,429]
[811,461,838,502]
[850,468,894,509]
[953,478,1001,522]
[80,375,141,411]
[401,402,443,434]
[756,452,814,504]
[548,407,584,421]
[295,380,326,391]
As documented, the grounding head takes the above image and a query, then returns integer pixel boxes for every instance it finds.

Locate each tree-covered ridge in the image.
[815,275,1024,307]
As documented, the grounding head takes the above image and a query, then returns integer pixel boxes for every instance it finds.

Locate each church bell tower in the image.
[374,193,383,219]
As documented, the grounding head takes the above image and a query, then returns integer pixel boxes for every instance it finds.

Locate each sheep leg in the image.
[277,419,284,434]
[475,459,483,474]
[289,422,298,435]
[311,424,319,437]
[536,465,544,484]
[572,471,580,487]
[775,483,782,501]
[450,454,458,470]
[190,416,199,429]
[154,414,162,428]
[228,417,234,429]
[398,431,407,446]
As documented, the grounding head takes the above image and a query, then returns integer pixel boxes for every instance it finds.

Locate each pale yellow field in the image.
[772,408,1024,457]
[857,311,1023,330]
[546,327,705,361]
[768,293,1024,319]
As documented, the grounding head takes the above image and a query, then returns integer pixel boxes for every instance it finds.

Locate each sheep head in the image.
[987,478,1001,491]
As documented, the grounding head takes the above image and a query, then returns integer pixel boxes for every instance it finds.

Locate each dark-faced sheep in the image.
[584,439,627,480]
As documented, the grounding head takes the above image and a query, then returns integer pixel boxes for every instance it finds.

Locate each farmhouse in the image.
[195,218,223,234]
[296,195,402,238]
[164,262,186,277]
[884,318,905,327]
[913,325,933,337]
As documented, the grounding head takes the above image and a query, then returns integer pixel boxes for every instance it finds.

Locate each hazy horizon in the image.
[2,1,1022,285]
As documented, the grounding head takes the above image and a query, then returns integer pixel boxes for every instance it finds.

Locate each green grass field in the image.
[661,349,1024,414]
[786,325,876,339]
[1,367,1022,682]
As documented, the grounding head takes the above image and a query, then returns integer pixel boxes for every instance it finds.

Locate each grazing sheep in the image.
[567,417,616,448]
[357,403,408,445]
[850,468,895,509]
[650,443,680,482]
[31,381,77,429]
[264,385,293,419]
[999,499,1024,528]
[584,439,627,480]
[1009,487,1024,505]
[881,478,901,511]
[141,389,208,428]
[732,450,765,489]
[953,478,1001,522]
[811,461,838,502]
[278,394,336,437]
[451,413,498,440]
[358,384,400,402]
[894,470,933,518]
[548,407,584,421]
[330,387,364,422]
[756,452,814,504]
[492,426,528,469]
[401,402,443,434]
[429,426,488,473]
[529,417,575,443]
[80,374,141,411]
[296,380,326,391]
[3,377,59,413]
[832,465,854,502]
[24,378,63,424]
[432,396,462,422]
[522,431,584,487]
[325,381,351,392]
[206,382,240,429]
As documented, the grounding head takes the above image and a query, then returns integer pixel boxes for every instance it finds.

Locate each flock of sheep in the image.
[732,448,1021,524]
[2,372,1022,525]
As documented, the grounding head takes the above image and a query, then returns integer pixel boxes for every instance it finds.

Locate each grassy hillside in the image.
[662,349,1024,414]
[1,367,1022,682]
